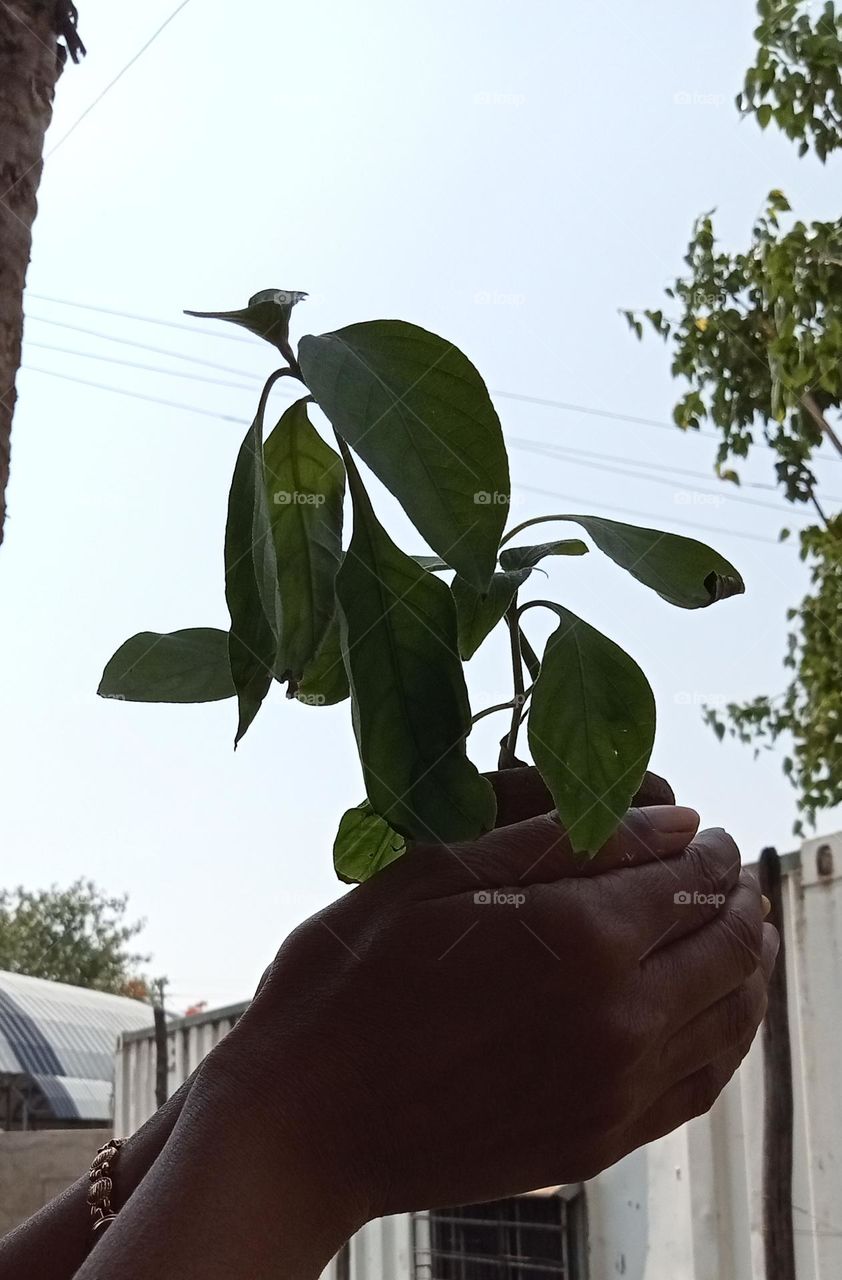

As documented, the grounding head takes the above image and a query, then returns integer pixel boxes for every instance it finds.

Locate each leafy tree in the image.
[0,3,84,544]
[627,7,842,833]
[98,290,744,873]
[0,879,149,994]
[738,1,842,160]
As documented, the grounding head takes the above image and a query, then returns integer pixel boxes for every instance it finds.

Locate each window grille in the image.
[414,1191,587,1280]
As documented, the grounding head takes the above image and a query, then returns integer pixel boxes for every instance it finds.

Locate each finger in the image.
[484,767,675,829]
[658,924,778,1079]
[407,804,700,894]
[644,874,765,1014]
[622,1044,748,1156]
[593,828,743,955]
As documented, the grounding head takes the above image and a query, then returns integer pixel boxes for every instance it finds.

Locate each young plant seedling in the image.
[99,290,745,881]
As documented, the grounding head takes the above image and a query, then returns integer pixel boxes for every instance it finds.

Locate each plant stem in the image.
[500,604,527,767]
[801,391,842,458]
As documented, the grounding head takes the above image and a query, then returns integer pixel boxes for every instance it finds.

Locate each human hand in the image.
[210,789,776,1228]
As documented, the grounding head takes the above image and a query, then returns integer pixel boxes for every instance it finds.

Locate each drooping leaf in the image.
[185,289,307,354]
[225,384,281,744]
[451,569,530,660]
[264,398,345,684]
[335,449,496,842]
[333,802,407,884]
[98,628,235,703]
[299,320,509,591]
[499,539,589,571]
[503,515,744,608]
[292,613,350,707]
[527,605,656,855]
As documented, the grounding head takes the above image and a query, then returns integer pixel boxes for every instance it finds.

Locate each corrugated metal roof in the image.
[0,970,154,1123]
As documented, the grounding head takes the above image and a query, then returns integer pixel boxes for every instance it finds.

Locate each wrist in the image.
[194,1028,372,1269]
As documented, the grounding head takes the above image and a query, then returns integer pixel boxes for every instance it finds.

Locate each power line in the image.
[513,439,816,520]
[46,1,195,157]
[25,314,262,380]
[20,364,790,548]
[27,293,256,345]
[519,483,786,547]
[22,294,842,464]
[26,340,258,393]
[20,330,822,518]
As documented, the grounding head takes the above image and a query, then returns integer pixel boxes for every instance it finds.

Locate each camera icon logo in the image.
[473,890,492,905]
[674,890,692,905]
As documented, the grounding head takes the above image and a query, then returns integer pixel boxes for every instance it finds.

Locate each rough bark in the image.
[0,2,70,545]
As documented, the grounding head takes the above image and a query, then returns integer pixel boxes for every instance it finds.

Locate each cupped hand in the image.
[214,779,776,1226]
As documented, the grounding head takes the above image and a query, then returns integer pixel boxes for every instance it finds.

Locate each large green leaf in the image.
[499,539,588,571]
[451,569,530,660]
[333,802,407,884]
[98,628,235,703]
[502,515,743,608]
[225,386,281,745]
[336,451,496,842]
[299,320,509,592]
[185,288,306,354]
[264,399,345,684]
[292,613,350,707]
[527,605,656,855]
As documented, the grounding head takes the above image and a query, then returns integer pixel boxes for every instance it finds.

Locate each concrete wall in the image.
[0,1128,111,1236]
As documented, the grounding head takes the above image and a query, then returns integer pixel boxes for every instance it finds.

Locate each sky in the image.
[2,0,841,1010]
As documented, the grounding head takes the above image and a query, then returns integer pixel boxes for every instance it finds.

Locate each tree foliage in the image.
[628,7,842,832]
[738,1,842,161]
[0,879,150,994]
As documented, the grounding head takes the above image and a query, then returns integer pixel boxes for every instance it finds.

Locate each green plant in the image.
[99,290,744,878]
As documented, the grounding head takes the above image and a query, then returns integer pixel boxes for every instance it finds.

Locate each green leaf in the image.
[527,606,656,856]
[498,539,589,571]
[264,398,345,684]
[452,570,530,660]
[411,554,451,572]
[98,628,235,703]
[292,613,350,707]
[185,289,307,355]
[335,449,496,842]
[333,802,407,884]
[503,515,744,609]
[299,320,509,591]
[225,383,281,745]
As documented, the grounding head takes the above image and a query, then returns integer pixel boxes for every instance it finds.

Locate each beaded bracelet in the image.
[88,1138,126,1241]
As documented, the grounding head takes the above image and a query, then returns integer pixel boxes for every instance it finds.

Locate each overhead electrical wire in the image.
[25,294,842,467]
[20,365,788,549]
[21,331,827,519]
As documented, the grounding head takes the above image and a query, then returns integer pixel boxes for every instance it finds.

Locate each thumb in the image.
[429,804,701,891]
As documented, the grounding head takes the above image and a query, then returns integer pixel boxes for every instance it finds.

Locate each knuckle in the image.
[720,982,761,1049]
[683,836,735,901]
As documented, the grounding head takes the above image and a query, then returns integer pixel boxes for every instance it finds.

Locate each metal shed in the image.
[0,969,153,1129]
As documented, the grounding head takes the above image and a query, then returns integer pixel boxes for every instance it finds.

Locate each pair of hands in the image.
[209,769,777,1228]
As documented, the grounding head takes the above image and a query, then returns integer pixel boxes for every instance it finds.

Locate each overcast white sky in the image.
[2,0,840,1010]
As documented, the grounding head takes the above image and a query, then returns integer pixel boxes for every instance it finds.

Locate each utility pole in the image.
[152,976,169,1110]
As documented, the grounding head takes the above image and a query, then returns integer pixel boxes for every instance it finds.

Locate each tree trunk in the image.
[0,3,77,545]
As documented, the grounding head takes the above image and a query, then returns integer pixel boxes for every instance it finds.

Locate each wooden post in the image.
[152,978,168,1110]
[758,847,796,1280]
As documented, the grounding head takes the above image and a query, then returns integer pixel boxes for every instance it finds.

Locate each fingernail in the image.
[761,894,772,919]
[641,805,700,833]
